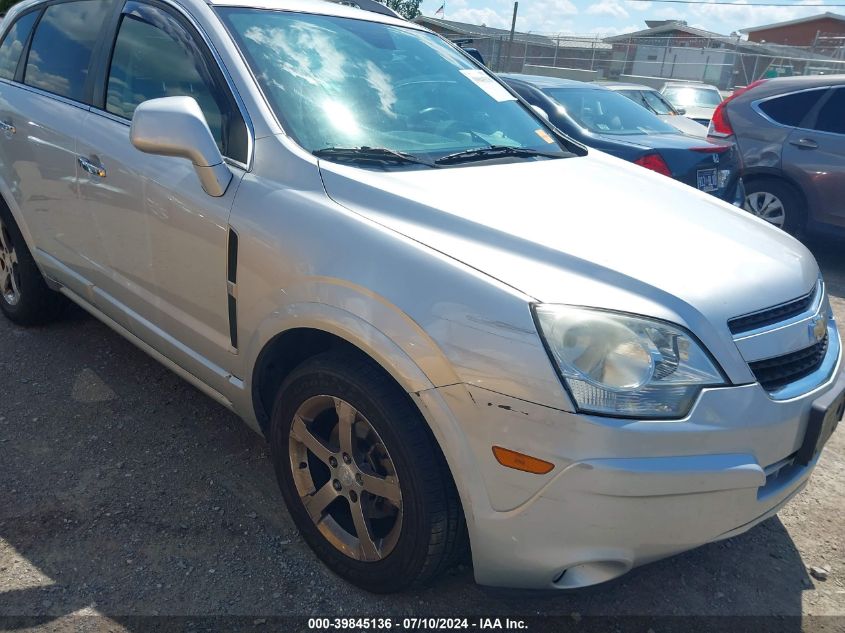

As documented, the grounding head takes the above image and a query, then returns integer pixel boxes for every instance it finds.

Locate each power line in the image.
[625,0,845,5]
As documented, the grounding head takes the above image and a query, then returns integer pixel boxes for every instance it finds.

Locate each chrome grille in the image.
[728,285,817,335]
[748,333,829,392]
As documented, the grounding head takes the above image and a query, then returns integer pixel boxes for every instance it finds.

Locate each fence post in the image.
[505,1,518,71]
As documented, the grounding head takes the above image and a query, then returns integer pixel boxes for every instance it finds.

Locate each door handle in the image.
[0,120,15,136]
[77,156,106,178]
[789,138,819,150]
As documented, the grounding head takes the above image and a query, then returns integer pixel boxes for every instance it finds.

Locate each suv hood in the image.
[318,151,818,335]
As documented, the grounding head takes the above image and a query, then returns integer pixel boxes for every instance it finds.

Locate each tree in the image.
[380,0,421,20]
[0,0,20,16]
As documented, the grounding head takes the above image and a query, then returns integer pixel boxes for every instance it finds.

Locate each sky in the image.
[417,0,843,38]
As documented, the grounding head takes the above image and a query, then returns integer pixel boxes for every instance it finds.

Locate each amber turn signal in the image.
[492,446,554,475]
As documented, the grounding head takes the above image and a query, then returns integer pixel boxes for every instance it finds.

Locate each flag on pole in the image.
[434,2,445,16]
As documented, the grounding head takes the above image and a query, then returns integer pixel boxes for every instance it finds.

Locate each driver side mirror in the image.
[676,107,687,115]
[531,105,550,121]
[130,96,232,197]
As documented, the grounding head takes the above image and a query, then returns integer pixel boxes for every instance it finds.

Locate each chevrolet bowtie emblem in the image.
[809,314,828,344]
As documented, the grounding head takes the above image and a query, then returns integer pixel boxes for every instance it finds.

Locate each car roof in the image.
[7,0,415,29]
[210,0,411,23]
[739,74,845,98]
[599,82,655,91]
[662,82,720,91]
[499,73,608,90]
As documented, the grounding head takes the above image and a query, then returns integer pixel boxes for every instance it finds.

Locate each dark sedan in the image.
[500,74,744,205]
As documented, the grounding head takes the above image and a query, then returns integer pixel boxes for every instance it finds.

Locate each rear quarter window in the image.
[0,11,39,80]
[24,0,110,101]
[812,88,845,135]
[757,89,826,127]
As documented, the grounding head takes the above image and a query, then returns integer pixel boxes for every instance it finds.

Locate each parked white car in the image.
[0,0,842,593]
[661,81,725,126]
[601,82,709,137]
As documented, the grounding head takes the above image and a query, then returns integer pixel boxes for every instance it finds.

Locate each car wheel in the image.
[269,349,465,593]
[0,206,66,325]
[743,179,805,235]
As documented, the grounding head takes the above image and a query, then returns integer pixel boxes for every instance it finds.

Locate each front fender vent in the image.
[227,228,239,350]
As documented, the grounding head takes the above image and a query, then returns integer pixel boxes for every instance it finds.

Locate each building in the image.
[604,19,845,89]
[741,12,845,53]
[413,16,612,73]
[604,21,744,88]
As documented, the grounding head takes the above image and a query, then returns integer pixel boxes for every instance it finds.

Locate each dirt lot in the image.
[1,237,844,632]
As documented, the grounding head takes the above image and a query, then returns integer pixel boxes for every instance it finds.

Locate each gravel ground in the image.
[0,237,843,632]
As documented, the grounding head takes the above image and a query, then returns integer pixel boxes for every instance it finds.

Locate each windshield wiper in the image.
[434,145,566,166]
[313,146,437,168]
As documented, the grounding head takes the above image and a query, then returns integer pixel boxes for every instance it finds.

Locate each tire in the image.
[0,204,66,325]
[743,178,806,236]
[269,349,465,593]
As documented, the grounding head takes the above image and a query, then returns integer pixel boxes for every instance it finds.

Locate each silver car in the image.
[0,0,842,593]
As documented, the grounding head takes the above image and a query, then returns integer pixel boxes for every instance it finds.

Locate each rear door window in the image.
[0,11,39,80]
[24,0,110,101]
[757,89,826,127]
[812,88,845,135]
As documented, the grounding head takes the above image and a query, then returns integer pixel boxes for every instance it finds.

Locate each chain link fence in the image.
[446,32,845,90]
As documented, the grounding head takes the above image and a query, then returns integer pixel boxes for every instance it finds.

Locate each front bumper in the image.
[467,444,816,589]
[417,351,843,590]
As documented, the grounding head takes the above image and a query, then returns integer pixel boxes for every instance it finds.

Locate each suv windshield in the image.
[662,86,722,108]
[545,88,677,136]
[218,9,568,165]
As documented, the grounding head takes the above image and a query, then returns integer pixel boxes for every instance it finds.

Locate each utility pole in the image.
[505,2,518,72]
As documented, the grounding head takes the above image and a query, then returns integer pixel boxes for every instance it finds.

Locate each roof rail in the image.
[323,0,403,20]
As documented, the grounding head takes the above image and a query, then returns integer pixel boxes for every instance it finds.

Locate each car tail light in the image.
[634,152,672,177]
[709,79,769,138]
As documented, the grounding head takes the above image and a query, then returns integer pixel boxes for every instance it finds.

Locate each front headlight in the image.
[534,305,726,418]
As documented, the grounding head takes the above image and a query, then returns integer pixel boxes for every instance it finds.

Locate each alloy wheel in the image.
[288,395,403,562]
[0,219,20,306]
[744,191,786,228]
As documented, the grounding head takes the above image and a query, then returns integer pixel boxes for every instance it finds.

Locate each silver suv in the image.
[0,0,842,593]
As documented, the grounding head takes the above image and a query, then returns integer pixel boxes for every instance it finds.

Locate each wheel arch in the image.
[0,180,38,256]
[741,168,806,205]
[245,300,461,436]
[251,326,370,434]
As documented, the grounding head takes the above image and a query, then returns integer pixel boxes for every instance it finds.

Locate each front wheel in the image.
[269,350,465,592]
